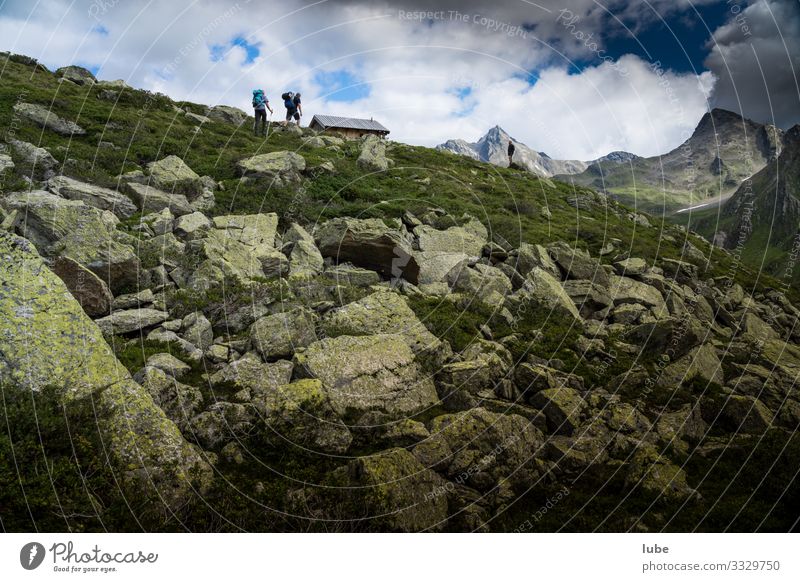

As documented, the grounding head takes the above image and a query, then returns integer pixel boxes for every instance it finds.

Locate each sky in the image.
[0,0,798,161]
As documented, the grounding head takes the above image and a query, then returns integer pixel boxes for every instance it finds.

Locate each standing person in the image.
[282,91,299,126]
[292,92,302,126]
[252,89,273,137]
[507,141,516,166]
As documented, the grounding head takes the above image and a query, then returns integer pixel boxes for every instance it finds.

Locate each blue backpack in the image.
[252,89,265,108]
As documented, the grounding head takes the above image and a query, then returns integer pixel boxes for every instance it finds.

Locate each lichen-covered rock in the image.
[413,250,470,285]
[719,395,773,433]
[56,65,96,85]
[8,139,58,180]
[512,243,561,279]
[190,213,287,289]
[47,176,137,219]
[189,402,254,450]
[283,223,324,278]
[0,232,212,511]
[294,334,439,419]
[112,288,155,310]
[250,308,317,361]
[658,343,724,388]
[173,211,212,240]
[210,352,293,399]
[124,182,193,216]
[51,256,113,318]
[415,223,486,256]
[179,311,210,348]
[259,379,352,454]
[356,134,389,172]
[206,104,249,126]
[625,445,697,502]
[561,279,613,318]
[13,102,86,135]
[95,308,170,336]
[144,352,192,379]
[426,408,545,492]
[446,262,512,305]
[513,267,581,322]
[146,155,203,196]
[348,448,448,531]
[236,151,306,185]
[315,217,419,283]
[607,275,666,313]
[135,365,202,430]
[2,191,139,292]
[530,387,588,435]
[547,241,609,287]
[320,290,443,360]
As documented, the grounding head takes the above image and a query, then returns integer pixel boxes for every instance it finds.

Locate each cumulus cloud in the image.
[704,0,800,128]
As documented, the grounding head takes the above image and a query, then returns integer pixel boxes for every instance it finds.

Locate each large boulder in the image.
[259,379,352,454]
[236,151,306,185]
[124,182,193,216]
[146,155,203,196]
[190,213,287,289]
[625,445,697,502]
[413,250,470,285]
[250,308,318,361]
[2,191,139,292]
[12,102,86,136]
[47,175,137,218]
[513,267,581,322]
[446,262,512,305]
[425,407,546,491]
[294,334,439,419]
[206,105,249,126]
[56,65,96,85]
[513,242,560,278]
[657,343,724,388]
[357,135,389,172]
[530,387,588,435]
[315,217,420,283]
[95,308,170,336]
[415,224,486,256]
[347,448,448,532]
[51,256,113,318]
[607,275,666,313]
[0,232,212,512]
[283,223,324,278]
[547,241,609,287]
[561,279,612,318]
[321,290,443,359]
[8,139,58,180]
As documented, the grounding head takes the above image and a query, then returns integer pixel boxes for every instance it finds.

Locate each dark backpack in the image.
[281,91,292,101]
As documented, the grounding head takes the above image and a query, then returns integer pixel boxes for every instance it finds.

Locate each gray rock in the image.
[315,217,419,283]
[51,255,113,318]
[56,65,96,85]
[531,387,588,435]
[236,151,306,185]
[47,175,137,219]
[295,333,439,419]
[13,102,86,135]
[96,308,170,336]
[124,182,193,216]
[251,308,317,361]
[357,134,389,172]
[146,155,203,196]
[206,105,249,126]
[144,353,192,379]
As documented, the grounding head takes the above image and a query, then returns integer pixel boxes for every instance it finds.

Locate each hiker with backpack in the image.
[282,91,301,126]
[252,89,273,137]
[507,141,515,166]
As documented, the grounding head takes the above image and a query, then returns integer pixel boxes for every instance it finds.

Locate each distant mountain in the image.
[557,109,784,213]
[437,126,588,177]
[705,124,800,282]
